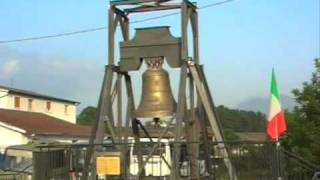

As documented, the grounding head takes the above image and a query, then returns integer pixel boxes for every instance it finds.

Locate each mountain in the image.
[237,95,296,114]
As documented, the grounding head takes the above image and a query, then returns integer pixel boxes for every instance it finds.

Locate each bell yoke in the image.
[120,26,181,120]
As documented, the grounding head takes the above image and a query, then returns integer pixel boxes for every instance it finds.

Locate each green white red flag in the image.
[267,69,287,141]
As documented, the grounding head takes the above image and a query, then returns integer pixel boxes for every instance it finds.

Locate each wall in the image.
[0,89,9,109]
[0,124,28,153]
[5,94,76,124]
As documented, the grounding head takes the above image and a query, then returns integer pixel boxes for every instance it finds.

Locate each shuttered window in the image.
[28,99,33,110]
[14,97,20,108]
[64,105,68,114]
[46,101,51,111]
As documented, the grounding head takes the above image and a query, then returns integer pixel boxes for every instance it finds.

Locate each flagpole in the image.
[276,121,281,180]
[276,140,282,180]
[268,68,286,180]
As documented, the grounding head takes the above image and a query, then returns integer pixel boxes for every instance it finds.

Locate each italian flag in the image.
[267,69,287,141]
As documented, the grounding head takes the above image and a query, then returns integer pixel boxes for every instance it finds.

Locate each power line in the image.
[0,27,107,44]
[0,0,236,44]
[200,0,235,9]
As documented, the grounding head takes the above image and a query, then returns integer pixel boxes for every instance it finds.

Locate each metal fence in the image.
[2,141,318,180]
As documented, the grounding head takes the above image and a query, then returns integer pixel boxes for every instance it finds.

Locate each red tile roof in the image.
[0,109,91,137]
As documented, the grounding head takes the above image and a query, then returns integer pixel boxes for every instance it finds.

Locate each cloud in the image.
[0,60,19,77]
[0,46,104,112]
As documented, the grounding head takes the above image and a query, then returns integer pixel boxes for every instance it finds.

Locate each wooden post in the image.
[181,1,189,61]
[82,65,116,180]
[188,62,237,180]
[190,10,199,64]
[171,63,188,180]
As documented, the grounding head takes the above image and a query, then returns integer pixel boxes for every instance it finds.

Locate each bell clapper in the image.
[153,117,161,127]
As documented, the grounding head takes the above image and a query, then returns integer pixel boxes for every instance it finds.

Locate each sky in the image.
[0,0,319,113]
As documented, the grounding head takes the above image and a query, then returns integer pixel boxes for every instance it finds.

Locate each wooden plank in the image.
[120,16,129,41]
[97,67,117,143]
[197,65,225,140]
[117,73,122,140]
[190,11,199,64]
[137,120,172,169]
[137,116,176,176]
[108,9,116,65]
[111,0,170,6]
[82,66,116,180]
[123,74,134,178]
[188,62,237,180]
[180,1,188,60]
[124,5,180,13]
[187,73,200,179]
[124,74,144,177]
[197,102,213,175]
[171,63,188,180]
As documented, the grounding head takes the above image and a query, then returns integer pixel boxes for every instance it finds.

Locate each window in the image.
[46,101,51,111]
[14,97,20,108]
[28,99,33,110]
[64,105,68,114]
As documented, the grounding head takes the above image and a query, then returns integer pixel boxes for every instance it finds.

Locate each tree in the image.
[77,106,97,126]
[77,105,266,141]
[284,58,320,165]
[216,105,266,132]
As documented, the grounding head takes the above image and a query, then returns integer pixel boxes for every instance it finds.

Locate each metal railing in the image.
[5,141,317,180]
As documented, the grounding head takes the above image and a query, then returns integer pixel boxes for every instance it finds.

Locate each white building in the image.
[0,85,79,124]
[0,108,91,153]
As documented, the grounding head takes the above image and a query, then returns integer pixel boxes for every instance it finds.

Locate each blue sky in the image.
[0,0,319,112]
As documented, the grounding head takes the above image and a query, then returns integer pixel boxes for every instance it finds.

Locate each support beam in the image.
[137,116,176,176]
[190,10,199,64]
[189,73,195,125]
[82,66,116,180]
[132,118,144,178]
[117,73,125,178]
[108,8,117,65]
[97,67,117,143]
[119,13,129,41]
[124,74,144,178]
[171,63,188,180]
[136,120,172,169]
[124,5,180,13]
[111,0,171,6]
[123,74,134,178]
[180,1,189,60]
[117,73,123,140]
[197,65,225,140]
[122,104,130,178]
[186,73,200,180]
[196,65,214,176]
[188,61,237,180]
[197,98,213,175]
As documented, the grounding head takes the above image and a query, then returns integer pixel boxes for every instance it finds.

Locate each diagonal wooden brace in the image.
[187,61,238,180]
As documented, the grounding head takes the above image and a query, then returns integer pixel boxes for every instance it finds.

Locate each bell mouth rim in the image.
[135,111,176,119]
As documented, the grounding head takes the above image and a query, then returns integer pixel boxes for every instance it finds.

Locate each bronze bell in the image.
[136,57,176,118]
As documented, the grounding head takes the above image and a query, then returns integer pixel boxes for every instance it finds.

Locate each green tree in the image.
[284,58,320,165]
[77,106,97,126]
[223,128,240,141]
[216,105,266,132]
[77,105,266,140]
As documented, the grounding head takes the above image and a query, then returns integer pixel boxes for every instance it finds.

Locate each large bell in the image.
[136,57,176,118]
